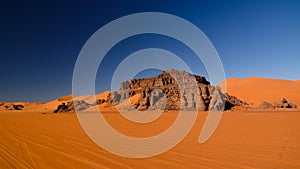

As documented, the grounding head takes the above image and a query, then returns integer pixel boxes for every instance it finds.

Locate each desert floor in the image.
[0,110,299,169]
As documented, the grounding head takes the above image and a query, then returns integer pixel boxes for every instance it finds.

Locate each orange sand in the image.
[219,77,300,107]
[0,109,300,169]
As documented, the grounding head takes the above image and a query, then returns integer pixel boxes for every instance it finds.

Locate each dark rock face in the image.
[2,104,24,110]
[224,93,248,110]
[107,69,245,111]
[275,98,297,109]
[281,98,288,104]
[54,103,68,113]
[54,99,106,113]
[13,105,24,110]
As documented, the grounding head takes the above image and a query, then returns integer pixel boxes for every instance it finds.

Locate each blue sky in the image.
[1,0,299,102]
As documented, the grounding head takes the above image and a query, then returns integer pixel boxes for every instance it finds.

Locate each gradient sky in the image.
[1,0,299,102]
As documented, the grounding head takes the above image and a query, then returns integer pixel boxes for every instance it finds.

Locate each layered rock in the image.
[107,69,245,111]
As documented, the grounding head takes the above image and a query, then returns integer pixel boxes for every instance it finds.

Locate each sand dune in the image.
[0,110,299,168]
[219,77,300,107]
[96,91,110,100]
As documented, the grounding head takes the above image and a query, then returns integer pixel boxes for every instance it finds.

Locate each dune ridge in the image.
[219,77,300,107]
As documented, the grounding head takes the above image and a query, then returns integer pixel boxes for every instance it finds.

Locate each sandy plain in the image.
[0,109,299,169]
[1,77,300,168]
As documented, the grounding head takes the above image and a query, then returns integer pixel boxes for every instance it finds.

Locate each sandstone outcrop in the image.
[259,101,274,109]
[107,69,246,111]
[258,98,297,109]
[274,98,297,108]
[54,99,106,113]
[224,93,249,110]
[2,103,24,110]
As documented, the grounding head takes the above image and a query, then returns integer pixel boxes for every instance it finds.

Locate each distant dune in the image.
[219,77,300,107]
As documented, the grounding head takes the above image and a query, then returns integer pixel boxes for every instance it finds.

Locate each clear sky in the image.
[1,0,299,102]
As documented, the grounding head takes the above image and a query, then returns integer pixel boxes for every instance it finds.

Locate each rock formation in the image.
[274,98,297,108]
[107,69,246,111]
[1,103,24,110]
[53,70,248,113]
[259,98,297,109]
[54,99,106,113]
[259,101,274,109]
[224,93,249,110]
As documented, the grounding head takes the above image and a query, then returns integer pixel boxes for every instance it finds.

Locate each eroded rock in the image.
[107,69,246,111]
[54,99,106,113]
[2,104,24,110]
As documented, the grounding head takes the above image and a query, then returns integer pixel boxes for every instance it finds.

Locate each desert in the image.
[1,70,300,169]
[1,1,299,168]
[1,110,300,168]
